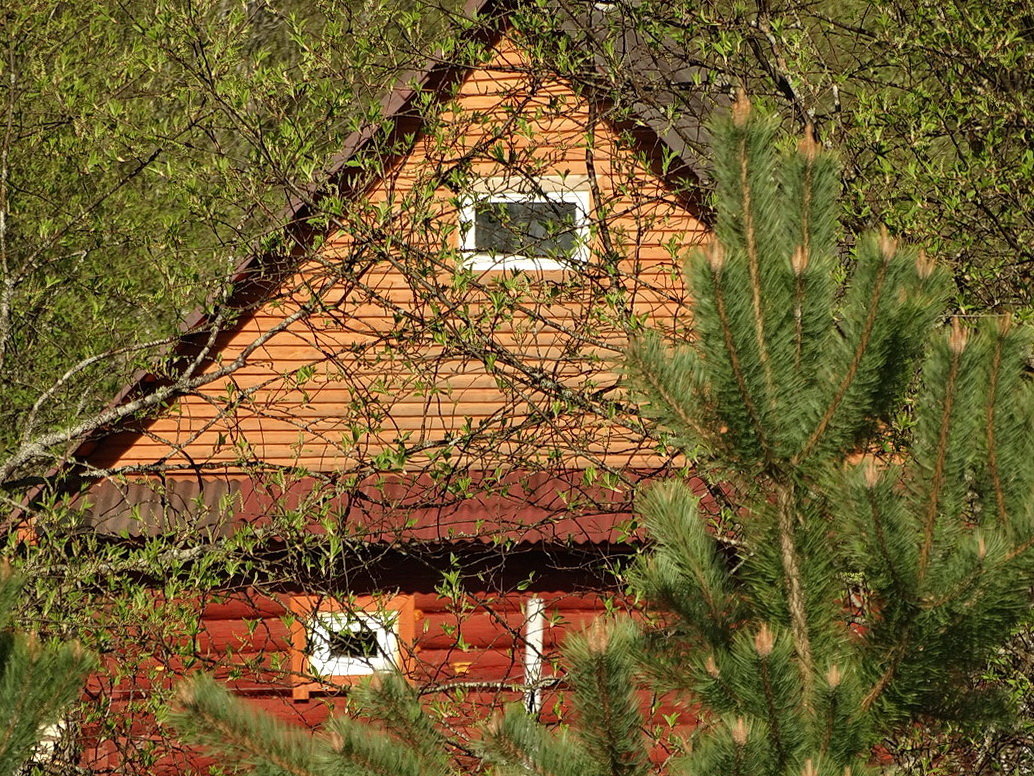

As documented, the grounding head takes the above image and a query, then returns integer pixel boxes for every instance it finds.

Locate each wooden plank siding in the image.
[81,586,661,776]
[88,34,705,479]
[76,31,708,774]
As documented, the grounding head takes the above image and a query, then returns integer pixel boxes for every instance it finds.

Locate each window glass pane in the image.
[474,200,578,258]
[326,621,382,659]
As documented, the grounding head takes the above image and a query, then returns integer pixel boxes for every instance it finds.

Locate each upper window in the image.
[461,189,590,270]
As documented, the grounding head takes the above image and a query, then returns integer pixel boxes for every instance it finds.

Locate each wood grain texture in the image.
[91,33,703,476]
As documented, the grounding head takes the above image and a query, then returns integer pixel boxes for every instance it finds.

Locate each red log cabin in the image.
[65,0,719,771]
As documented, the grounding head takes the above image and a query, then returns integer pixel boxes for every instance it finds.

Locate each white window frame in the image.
[306,609,399,678]
[460,188,591,271]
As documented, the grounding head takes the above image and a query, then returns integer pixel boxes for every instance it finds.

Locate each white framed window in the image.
[289,594,415,700]
[306,609,399,678]
[460,188,590,270]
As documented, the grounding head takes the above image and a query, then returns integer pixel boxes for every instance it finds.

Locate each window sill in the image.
[461,254,584,271]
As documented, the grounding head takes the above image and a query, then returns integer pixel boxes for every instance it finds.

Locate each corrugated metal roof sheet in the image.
[79,472,715,545]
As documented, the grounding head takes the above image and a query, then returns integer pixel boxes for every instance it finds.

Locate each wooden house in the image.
[68,1,719,771]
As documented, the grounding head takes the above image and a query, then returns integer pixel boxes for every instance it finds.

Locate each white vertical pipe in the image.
[523,596,545,714]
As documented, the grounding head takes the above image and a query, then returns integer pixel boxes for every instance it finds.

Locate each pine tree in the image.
[613,94,1034,773]
[0,565,94,776]
[169,96,1034,776]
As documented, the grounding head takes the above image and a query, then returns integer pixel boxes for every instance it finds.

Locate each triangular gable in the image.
[75,21,708,540]
[85,30,706,478]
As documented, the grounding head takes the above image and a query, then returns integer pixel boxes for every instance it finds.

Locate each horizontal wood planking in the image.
[105,588,625,700]
[89,590,662,773]
[97,33,701,474]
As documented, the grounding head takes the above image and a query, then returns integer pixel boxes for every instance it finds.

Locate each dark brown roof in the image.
[552,0,721,185]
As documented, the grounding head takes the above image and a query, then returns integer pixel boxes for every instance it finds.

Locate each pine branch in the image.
[0,570,94,776]
[860,643,906,714]
[708,250,774,463]
[983,324,1008,529]
[918,324,965,581]
[732,104,776,402]
[793,242,893,465]
[624,335,709,445]
[1003,534,1034,564]
[754,628,790,770]
[481,707,593,776]
[351,672,450,776]
[792,249,807,370]
[567,621,648,776]
[324,715,427,776]
[776,483,814,708]
[634,481,738,648]
[169,674,326,776]
[864,477,907,594]
[788,133,818,370]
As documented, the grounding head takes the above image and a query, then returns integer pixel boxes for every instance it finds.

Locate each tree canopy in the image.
[1,1,1032,773]
[3,0,1033,494]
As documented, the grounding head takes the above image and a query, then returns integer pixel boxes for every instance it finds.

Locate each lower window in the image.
[308,609,399,677]
[289,594,415,700]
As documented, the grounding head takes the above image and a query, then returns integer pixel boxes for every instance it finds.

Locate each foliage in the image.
[545,0,1034,314]
[619,97,1034,773]
[0,565,94,776]
[0,0,464,492]
[5,0,1034,495]
[883,628,1034,774]
[3,2,1034,774]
